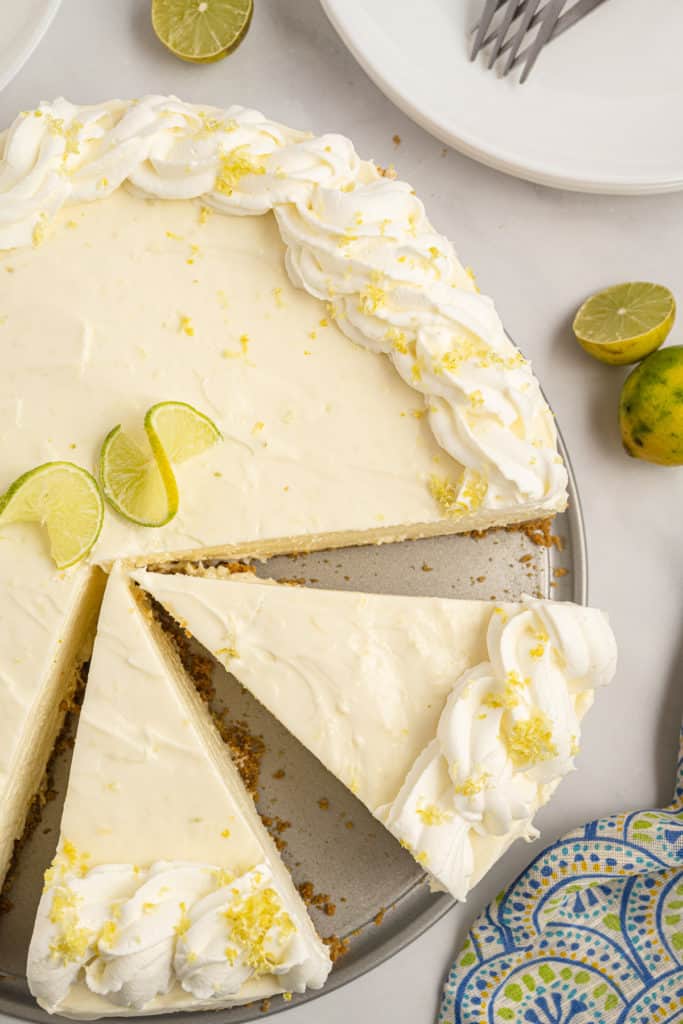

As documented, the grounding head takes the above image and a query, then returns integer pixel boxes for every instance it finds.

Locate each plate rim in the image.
[321,0,683,196]
[0,0,63,96]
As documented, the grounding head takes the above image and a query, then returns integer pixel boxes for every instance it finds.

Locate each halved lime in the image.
[0,462,104,569]
[573,282,675,366]
[99,425,178,528]
[151,0,253,64]
[145,401,222,464]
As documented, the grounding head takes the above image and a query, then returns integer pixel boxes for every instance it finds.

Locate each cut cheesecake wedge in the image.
[134,570,617,902]
[27,566,330,1018]
[0,537,106,888]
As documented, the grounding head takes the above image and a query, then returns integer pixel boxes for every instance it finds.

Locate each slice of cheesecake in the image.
[133,569,617,902]
[27,566,330,1018]
[0,540,105,888]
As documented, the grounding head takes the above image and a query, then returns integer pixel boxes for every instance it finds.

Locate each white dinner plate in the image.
[322,0,683,195]
[0,0,62,95]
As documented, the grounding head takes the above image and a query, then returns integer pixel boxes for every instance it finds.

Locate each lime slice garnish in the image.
[620,345,683,466]
[100,402,221,527]
[0,462,104,569]
[99,424,178,528]
[573,282,675,366]
[151,0,253,63]
[145,401,222,464]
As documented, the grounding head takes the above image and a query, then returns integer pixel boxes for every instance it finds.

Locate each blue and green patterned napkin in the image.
[440,725,683,1023]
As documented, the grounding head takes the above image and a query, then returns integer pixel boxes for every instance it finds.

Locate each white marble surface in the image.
[1,2,681,1022]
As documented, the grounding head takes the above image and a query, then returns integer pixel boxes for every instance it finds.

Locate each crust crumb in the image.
[323,935,350,962]
[298,881,336,917]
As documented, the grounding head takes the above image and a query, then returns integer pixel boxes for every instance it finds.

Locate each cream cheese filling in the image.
[132,571,617,903]
[27,568,330,1017]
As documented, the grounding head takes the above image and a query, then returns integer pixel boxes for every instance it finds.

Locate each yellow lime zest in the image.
[215,148,265,195]
[416,803,452,826]
[32,212,48,247]
[454,771,491,797]
[429,470,488,518]
[213,868,234,887]
[216,645,239,661]
[358,272,387,315]
[507,711,558,768]
[179,314,195,336]
[223,884,295,974]
[435,334,524,375]
[97,919,119,949]
[47,875,93,965]
[175,902,191,937]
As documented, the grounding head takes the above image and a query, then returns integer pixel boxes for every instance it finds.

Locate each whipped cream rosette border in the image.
[0,95,567,516]
[379,598,617,901]
[28,854,316,1013]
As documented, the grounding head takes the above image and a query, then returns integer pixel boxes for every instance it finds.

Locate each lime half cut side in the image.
[151,0,253,63]
[99,425,179,528]
[145,401,222,464]
[573,282,675,366]
[0,462,104,569]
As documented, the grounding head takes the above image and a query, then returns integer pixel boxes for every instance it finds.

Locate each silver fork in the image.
[471,0,609,83]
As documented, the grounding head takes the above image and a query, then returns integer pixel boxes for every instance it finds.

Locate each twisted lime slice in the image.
[0,462,104,569]
[145,401,222,463]
[99,425,178,528]
[573,282,675,366]
[100,402,221,527]
[151,0,253,64]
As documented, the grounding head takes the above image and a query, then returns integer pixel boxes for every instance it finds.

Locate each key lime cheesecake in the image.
[27,566,330,1017]
[0,94,569,889]
[133,569,617,902]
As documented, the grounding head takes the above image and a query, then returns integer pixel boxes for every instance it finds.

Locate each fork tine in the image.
[500,0,542,75]
[479,0,532,52]
[486,0,526,68]
[519,0,567,83]
[510,0,609,68]
[470,0,508,60]
[470,0,508,34]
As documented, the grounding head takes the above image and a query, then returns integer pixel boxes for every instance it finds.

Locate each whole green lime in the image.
[619,345,683,466]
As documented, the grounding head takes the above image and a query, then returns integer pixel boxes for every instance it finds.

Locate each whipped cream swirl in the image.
[0,95,567,513]
[28,857,312,1012]
[380,599,617,900]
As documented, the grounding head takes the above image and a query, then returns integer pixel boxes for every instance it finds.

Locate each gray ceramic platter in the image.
[0,431,585,1024]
